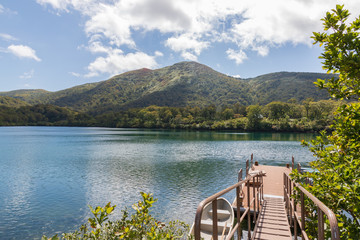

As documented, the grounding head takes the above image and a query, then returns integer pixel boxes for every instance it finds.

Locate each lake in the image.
[0,127,315,239]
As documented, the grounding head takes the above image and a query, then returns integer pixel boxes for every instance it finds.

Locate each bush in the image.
[42,192,190,240]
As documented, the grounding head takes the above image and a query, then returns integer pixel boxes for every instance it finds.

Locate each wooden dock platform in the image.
[233,164,293,239]
[233,164,291,208]
[253,164,291,197]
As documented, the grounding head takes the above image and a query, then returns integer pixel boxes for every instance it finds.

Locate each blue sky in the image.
[1,0,359,92]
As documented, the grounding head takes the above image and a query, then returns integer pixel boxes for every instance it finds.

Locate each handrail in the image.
[194,156,264,240]
[284,169,340,240]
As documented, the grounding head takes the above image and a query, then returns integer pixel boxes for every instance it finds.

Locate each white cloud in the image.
[154,51,163,57]
[36,0,94,12]
[19,69,35,79]
[36,0,71,11]
[8,45,41,61]
[84,3,135,48]
[86,48,159,77]
[69,72,81,77]
[0,3,18,15]
[37,0,360,69]
[231,74,241,78]
[226,48,247,65]
[0,33,17,41]
[165,33,210,60]
[180,52,198,61]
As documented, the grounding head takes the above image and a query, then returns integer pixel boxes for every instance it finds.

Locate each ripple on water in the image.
[0,127,315,239]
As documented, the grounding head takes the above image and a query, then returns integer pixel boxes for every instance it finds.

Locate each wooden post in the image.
[247,179,251,240]
[301,192,305,240]
[289,176,293,227]
[253,176,256,223]
[238,169,242,182]
[212,199,218,240]
[318,207,324,240]
[237,169,242,240]
[246,159,249,176]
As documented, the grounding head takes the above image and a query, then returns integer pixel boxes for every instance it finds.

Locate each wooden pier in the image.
[231,164,293,239]
[193,155,340,240]
[243,164,292,239]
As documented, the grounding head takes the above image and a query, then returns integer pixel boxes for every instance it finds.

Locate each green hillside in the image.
[244,72,333,104]
[0,96,29,108]
[92,62,253,113]
[0,62,334,113]
[0,89,50,104]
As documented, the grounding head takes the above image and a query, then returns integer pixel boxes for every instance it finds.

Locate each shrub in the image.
[42,192,190,240]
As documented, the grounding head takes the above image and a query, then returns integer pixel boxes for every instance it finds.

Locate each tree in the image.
[302,97,314,118]
[263,101,290,120]
[246,105,262,130]
[296,5,360,239]
[221,108,235,120]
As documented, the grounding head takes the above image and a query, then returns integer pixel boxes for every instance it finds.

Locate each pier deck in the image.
[233,164,291,208]
[233,164,293,239]
[252,164,291,197]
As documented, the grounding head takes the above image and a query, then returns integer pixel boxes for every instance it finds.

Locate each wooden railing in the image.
[283,160,340,240]
[194,155,264,240]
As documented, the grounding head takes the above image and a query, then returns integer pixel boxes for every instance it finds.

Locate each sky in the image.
[1,0,360,92]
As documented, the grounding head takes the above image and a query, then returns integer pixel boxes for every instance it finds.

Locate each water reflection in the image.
[0,127,315,239]
[103,129,316,142]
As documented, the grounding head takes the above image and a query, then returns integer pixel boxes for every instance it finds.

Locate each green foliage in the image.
[293,5,360,239]
[246,105,262,130]
[262,101,290,120]
[0,104,94,126]
[42,192,190,240]
[312,5,360,100]
[0,96,29,108]
[246,72,334,105]
[0,100,340,132]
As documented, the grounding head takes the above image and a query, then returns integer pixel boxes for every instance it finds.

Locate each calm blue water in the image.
[0,127,315,239]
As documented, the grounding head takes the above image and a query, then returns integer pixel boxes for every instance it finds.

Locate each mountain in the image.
[0,89,50,104]
[244,72,331,104]
[0,62,334,113]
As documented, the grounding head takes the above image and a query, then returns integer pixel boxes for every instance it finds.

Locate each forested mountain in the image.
[0,62,334,113]
[0,89,50,104]
[244,72,331,104]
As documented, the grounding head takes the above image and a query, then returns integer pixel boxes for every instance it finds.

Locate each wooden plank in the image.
[256,165,291,197]
[253,232,292,240]
[255,222,290,231]
[253,197,292,240]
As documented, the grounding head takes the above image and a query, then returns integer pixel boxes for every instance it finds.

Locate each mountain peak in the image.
[0,61,332,113]
[122,68,153,76]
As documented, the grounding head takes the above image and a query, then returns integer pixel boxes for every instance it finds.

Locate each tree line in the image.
[0,98,341,132]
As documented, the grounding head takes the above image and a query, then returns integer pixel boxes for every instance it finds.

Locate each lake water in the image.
[0,127,315,239]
